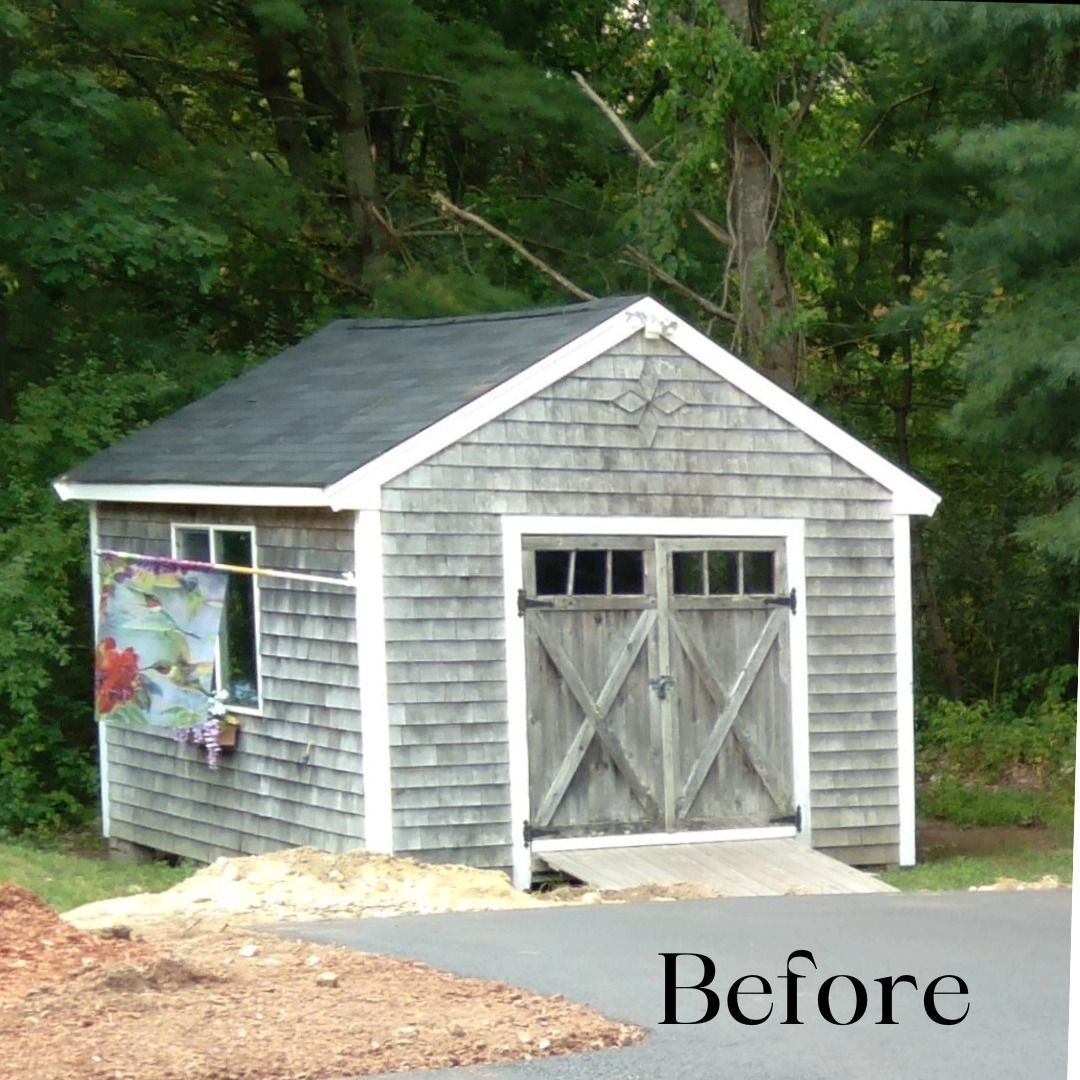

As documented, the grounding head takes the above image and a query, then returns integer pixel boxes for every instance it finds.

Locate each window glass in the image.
[572,549,607,595]
[610,550,645,594]
[743,551,776,594]
[173,526,260,708]
[176,528,211,562]
[706,551,739,595]
[216,531,259,707]
[535,550,570,595]
[672,551,705,595]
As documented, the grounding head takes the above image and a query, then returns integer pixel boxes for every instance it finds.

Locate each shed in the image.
[55,295,939,887]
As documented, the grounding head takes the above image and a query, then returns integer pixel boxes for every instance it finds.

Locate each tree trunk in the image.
[721,0,802,390]
[320,1,380,259]
[894,217,964,699]
[242,14,317,184]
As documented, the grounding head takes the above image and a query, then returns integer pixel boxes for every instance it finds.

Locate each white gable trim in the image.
[326,307,646,510]
[327,298,939,516]
[53,480,327,507]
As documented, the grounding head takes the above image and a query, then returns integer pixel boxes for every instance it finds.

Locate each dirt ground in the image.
[0,878,641,1080]
[917,819,1068,860]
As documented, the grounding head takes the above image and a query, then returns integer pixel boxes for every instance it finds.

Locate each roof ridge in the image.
[345,295,645,331]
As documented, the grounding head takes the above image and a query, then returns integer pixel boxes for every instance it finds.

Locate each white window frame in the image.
[170,522,263,716]
[502,514,811,891]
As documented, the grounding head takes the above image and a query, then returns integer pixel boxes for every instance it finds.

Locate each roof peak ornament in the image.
[626,309,679,340]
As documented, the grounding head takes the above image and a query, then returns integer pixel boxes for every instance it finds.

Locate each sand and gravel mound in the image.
[63,846,542,932]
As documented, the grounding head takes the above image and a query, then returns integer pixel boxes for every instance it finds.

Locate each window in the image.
[672,549,776,597]
[535,548,646,596]
[174,525,260,710]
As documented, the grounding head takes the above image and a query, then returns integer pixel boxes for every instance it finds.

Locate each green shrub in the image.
[917,665,1076,828]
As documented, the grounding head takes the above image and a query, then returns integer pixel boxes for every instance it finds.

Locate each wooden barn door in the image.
[658,539,795,831]
[521,536,795,841]
[521,538,663,839]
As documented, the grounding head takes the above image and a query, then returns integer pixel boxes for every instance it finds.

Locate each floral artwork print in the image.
[95,553,228,728]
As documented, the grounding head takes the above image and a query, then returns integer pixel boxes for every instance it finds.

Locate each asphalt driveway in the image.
[283,890,1069,1079]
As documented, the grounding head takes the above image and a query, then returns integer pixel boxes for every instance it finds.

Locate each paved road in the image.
[282,890,1069,1079]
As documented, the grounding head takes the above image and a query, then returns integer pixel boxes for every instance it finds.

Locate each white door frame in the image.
[502,515,811,890]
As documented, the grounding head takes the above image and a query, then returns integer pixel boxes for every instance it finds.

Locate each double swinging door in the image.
[522,535,795,841]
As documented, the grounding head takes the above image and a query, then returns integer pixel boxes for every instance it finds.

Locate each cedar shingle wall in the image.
[382,332,901,869]
[97,505,362,862]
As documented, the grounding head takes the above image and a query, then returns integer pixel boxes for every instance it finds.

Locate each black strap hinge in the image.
[517,588,555,617]
[523,820,561,844]
[764,587,797,615]
[770,805,802,831]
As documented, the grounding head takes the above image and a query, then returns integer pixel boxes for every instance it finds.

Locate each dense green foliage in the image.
[917,665,1077,828]
[1,0,1076,832]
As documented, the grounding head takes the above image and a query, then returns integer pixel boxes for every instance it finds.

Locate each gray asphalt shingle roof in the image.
[61,296,644,489]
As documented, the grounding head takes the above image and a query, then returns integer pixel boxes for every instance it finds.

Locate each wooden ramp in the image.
[539,839,897,896]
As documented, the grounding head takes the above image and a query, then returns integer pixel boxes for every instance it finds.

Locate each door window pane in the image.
[672,551,705,595]
[706,551,739,595]
[572,549,607,595]
[535,550,571,595]
[743,551,775,594]
[610,550,645,594]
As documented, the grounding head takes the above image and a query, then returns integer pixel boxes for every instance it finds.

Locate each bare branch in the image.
[571,70,658,169]
[622,247,736,323]
[432,193,595,301]
[859,87,935,149]
[690,208,733,248]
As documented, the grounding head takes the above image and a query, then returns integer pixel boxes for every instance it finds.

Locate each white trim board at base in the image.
[502,514,812,891]
[532,826,797,854]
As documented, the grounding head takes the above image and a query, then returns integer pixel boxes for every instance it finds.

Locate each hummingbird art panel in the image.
[95,554,228,728]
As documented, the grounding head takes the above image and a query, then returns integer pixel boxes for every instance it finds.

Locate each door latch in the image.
[764,587,797,615]
[648,674,675,700]
[517,588,555,617]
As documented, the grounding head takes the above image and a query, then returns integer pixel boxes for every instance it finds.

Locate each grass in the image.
[0,837,195,912]
[881,840,1073,892]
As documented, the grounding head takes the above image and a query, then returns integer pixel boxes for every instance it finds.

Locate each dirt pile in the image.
[0,883,156,1003]
[64,847,544,933]
[1,886,641,1080]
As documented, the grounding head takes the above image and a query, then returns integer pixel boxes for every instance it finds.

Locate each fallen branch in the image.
[432,192,595,301]
[571,71,657,168]
[572,71,732,249]
[622,246,736,323]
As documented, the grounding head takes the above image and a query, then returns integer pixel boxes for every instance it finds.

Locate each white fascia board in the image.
[325,302,646,510]
[54,480,329,508]
[894,514,917,866]
[89,503,110,839]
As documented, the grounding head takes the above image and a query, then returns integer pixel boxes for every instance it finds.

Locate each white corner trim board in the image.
[894,514,917,866]
[89,503,110,838]
[355,509,393,854]
[502,514,812,891]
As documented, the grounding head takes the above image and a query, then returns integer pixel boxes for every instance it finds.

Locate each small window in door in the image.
[672,549,776,597]
[742,551,776,594]
[534,549,646,596]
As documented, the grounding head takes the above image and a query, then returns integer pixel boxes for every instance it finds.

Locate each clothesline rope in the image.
[96,549,357,589]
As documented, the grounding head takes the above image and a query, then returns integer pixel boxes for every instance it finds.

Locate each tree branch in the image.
[571,70,657,168]
[432,193,594,300]
[622,246,736,322]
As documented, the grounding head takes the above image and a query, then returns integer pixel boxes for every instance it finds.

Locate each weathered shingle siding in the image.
[383,333,900,869]
[97,504,362,862]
